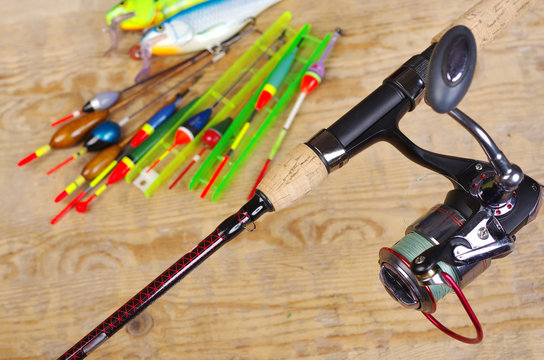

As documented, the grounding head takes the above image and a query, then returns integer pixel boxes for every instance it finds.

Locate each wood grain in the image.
[1,0,543,359]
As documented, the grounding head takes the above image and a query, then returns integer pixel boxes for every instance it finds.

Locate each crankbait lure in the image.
[104,0,208,55]
[135,0,281,81]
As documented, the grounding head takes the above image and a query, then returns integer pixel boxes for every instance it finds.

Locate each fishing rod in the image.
[145,30,288,173]
[248,28,342,200]
[200,38,303,198]
[56,0,541,358]
[49,53,207,127]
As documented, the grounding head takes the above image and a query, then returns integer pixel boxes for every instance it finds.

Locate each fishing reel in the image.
[378,26,543,342]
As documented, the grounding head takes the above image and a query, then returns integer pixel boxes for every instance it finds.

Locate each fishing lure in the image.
[135,0,281,81]
[104,0,208,55]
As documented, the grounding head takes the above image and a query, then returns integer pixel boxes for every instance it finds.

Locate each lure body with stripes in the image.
[106,0,208,31]
[141,0,280,55]
[104,0,208,54]
[135,0,280,80]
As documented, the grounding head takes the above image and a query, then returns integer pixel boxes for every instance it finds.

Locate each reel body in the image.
[379,199,489,314]
[375,25,543,342]
[304,25,543,343]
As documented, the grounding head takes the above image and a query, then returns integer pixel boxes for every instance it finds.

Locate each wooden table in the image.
[1,0,543,359]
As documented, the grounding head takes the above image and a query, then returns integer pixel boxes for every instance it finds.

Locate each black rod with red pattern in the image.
[57,192,272,360]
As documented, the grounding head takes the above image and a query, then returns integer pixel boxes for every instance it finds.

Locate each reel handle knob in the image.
[426,25,476,113]
[426,26,523,195]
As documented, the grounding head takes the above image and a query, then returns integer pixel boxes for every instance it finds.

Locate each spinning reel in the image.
[377,26,543,343]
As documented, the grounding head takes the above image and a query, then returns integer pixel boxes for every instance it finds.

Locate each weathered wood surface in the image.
[1,0,543,359]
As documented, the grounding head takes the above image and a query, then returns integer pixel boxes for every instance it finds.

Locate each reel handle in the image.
[426,24,523,196]
[257,0,534,213]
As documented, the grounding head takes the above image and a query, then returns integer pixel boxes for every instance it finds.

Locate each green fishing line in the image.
[391,232,460,302]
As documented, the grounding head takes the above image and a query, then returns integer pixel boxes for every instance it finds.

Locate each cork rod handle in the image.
[432,0,535,49]
[258,144,328,211]
[258,0,534,212]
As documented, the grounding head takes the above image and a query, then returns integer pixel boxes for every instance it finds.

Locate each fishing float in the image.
[53,83,200,202]
[247,28,342,199]
[169,117,233,189]
[18,110,110,167]
[68,49,230,211]
[46,121,122,175]
[145,30,288,173]
[74,100,208,213]
[46,84,193,176]
[50,97,200,223]
[200,38,303,199]
[49,52,209,127]
[54,134,136,203]
[52,89,191,202]
[19,56,209,168]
